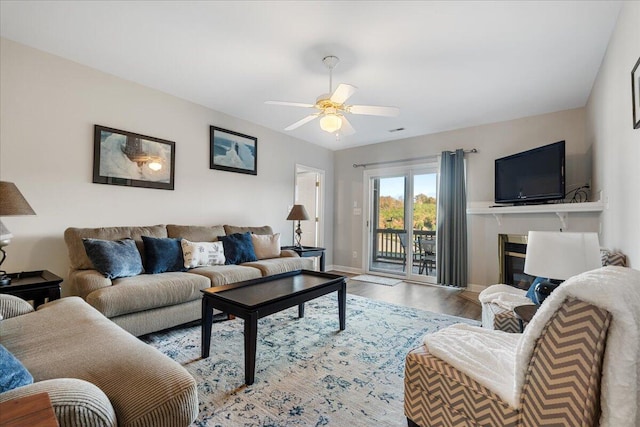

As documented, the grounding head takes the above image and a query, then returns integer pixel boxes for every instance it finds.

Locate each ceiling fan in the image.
[266,56,399,135]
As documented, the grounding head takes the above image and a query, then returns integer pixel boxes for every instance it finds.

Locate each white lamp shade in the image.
[524,231,601,280]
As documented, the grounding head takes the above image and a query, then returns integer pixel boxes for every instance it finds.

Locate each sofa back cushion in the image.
[223,225,273,236]
[65,225,167,270]
[166,224,225,242]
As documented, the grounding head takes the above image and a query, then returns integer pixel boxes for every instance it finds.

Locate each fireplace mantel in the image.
[466,201,604,228]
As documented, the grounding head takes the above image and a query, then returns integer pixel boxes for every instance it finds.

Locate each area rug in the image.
[350,274,402,286]
[141,294,478,426]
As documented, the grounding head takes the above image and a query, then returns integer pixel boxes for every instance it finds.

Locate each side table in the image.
[513,304,538,332]
[0,392,59,427]
[0,270,63,308]
[281,246,326,271]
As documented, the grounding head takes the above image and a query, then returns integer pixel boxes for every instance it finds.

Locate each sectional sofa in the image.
[64,224,313,336]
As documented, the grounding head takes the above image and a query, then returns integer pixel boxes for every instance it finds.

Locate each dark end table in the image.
[514,304,538,332]
[281,246,326,271]
[0,270,63,308]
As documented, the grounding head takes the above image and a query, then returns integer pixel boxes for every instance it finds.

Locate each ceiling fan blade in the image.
[339,115,356,136]
[284,114,319,131]
[265,101,315,108]
[348,105,400,117]
[330,84,357,104]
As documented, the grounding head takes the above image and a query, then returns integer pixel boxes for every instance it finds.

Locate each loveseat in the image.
[64,224,313,336]
[0,294,198,427]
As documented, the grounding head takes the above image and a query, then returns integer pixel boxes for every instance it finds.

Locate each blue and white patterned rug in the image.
[141,294,478,426]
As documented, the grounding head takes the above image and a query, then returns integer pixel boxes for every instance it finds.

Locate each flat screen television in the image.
[495,141,565,205]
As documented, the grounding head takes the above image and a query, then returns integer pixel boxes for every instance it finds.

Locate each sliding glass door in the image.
[365,164,438,283]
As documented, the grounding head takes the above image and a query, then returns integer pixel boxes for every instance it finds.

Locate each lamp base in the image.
[294,221,303,249]
[534,279,561,304]
[0,274,11,286]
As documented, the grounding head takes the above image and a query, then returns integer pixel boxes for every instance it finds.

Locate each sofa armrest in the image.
[0,378,117,427]
[67,270,112,299]
[0,294,34,319]
[279,249,300,258]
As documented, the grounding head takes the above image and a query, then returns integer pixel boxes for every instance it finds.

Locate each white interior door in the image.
[294,164,324,247]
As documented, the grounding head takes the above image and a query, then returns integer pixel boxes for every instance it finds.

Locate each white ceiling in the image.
[0,1,621,151]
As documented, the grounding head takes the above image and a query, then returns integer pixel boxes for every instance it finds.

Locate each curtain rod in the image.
[352,148,478,168]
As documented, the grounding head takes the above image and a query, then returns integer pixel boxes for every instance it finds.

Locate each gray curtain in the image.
[436,149,467,287]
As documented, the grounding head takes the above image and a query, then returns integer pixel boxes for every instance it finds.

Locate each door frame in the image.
[362,161,439,284]
[294,164,325,247]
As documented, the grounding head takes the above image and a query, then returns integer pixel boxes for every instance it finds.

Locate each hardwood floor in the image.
[332,271,482,321]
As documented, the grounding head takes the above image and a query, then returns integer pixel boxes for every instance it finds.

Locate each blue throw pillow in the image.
[218,232,258,265]
[0,344,33,392]
[142,236,186,274]
[525,276,548,305]
[82,238,144,279]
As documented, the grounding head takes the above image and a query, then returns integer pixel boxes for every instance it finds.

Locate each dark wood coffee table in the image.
[201,269,347,385]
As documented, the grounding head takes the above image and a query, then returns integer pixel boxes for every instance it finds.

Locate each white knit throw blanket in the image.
[515,266,640,427]
[478,283,531,311]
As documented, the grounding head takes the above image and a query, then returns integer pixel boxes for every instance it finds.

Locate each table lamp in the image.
[0,181,36,286]
[524,231,601,303]
[286,204,310,248]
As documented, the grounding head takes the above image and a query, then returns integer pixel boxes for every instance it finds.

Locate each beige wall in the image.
[333,108,597,285]
[586,1,640,268]
[0,38,334,293]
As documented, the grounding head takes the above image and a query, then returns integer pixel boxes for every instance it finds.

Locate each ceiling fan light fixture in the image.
[319,113,342,133]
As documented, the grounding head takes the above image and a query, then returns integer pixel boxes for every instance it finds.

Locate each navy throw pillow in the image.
[525,276,548,305]
[142,236,186,274]
[0,344,33,392]
[82,238,144,279]
[218,232,258,265]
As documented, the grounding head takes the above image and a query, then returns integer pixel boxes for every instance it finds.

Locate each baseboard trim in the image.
[328,266,489,293]
[467,283,488,293]
[329,265,364,275]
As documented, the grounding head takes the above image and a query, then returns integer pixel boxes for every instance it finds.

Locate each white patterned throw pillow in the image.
[181,239,226,268]
[251,233,281,259]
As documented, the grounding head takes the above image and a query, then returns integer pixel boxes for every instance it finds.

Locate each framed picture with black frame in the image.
[93,125,176,190]
[210,126,258,175]
[633,57,640,129]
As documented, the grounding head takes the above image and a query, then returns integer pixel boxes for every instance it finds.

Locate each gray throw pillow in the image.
[82,238,144,279]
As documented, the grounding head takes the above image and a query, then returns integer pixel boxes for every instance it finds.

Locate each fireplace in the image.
[498,234,535,290]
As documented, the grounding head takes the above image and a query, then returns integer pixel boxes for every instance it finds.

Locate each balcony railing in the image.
[374,229,435,264]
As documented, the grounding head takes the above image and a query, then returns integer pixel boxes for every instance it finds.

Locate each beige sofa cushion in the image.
[166,224,225,241]
[1,297,198,427]
[224,224,273,235]
[187,265,262,286]
[85,272,211,318]
[242,257,313,276]
[65,225,167,270]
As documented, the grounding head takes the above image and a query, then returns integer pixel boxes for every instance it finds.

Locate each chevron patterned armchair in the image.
[404,297,611,427]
